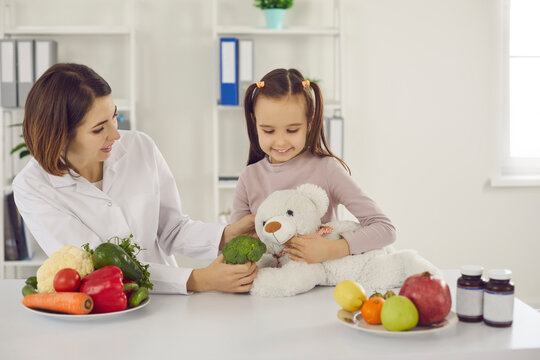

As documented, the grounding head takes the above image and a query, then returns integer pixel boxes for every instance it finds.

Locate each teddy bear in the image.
[250,183,441,297]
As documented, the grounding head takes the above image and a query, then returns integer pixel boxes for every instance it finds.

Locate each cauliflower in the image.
[37,245,94,293]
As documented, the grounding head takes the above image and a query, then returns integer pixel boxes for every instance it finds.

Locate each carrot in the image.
[22,292,94,315]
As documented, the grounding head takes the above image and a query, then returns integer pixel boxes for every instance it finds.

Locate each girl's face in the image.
[66,94,120,171]
[254,94,308,164]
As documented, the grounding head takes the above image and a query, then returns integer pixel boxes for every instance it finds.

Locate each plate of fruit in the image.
[21,235,152,319]
[335,272,458,335]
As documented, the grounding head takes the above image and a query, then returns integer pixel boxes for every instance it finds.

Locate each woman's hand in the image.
[220,214,257,249]
[283,234,350,264]
[187,254,258,293]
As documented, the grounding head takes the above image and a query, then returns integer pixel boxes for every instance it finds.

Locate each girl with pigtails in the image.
[230,68,396,263]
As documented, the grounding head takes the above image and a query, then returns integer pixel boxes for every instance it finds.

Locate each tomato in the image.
[53,268,82,292]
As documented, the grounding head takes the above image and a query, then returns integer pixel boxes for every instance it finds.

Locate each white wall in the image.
[339,0,540,308]
[135,0,540,306]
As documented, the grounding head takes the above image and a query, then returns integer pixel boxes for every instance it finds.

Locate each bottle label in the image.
[483,291,514,323]
[456,287,483,317]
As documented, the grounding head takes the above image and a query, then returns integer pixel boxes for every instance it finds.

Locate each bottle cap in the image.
[460,265,483,276]
[488,269,512,280]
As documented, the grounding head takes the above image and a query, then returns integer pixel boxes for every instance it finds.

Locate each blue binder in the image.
[220,38,238,106]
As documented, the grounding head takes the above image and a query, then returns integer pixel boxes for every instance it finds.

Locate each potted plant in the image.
[254,0,294,30]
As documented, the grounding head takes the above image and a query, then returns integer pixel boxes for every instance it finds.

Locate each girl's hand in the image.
[220,214,257,249]
[284,234,350,264]
[187,254,258,293]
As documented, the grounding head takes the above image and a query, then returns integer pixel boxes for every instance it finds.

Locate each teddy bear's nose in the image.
[264,221,282,234]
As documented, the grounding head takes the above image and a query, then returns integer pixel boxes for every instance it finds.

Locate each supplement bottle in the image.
[456,265,485,322]
[483,269,514,327]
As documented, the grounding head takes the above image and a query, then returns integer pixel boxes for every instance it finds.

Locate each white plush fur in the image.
[250,184,441,297]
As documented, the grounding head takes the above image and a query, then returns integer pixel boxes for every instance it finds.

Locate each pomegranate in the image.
[399,271,452,325]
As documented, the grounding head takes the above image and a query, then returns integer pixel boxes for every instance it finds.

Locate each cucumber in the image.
[92,242,143,281]
[128,287,149,307]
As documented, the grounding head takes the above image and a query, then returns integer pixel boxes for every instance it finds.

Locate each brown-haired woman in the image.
[231,68,396,263]
[13,63,257,294]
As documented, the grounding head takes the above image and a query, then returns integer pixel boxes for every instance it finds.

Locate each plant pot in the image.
[264,9,286,30]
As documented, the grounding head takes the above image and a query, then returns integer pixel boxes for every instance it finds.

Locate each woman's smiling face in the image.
[254,94,308,164]
[66,94,120,170]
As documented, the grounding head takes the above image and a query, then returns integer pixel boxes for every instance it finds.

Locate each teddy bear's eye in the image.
[287,210,294,216]
[262,221,266,226]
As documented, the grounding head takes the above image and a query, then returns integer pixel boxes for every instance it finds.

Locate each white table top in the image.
[1,270,540,360]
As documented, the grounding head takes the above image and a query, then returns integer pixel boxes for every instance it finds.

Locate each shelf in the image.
[3,251,47,267]
[1,0,137,279]
[3,26,132,36]
[216,26,339,36]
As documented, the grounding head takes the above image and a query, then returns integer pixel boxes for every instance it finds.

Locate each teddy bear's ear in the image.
[296,183,329,218]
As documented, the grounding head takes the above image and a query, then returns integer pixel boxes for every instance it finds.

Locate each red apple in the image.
[399,271,451,326]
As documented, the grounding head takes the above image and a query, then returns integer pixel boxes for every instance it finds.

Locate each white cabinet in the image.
[211,0,343,222]
[0,0,136,278]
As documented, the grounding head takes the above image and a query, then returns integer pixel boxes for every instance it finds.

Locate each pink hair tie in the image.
[302,80,310,88]
[256,81,265,88]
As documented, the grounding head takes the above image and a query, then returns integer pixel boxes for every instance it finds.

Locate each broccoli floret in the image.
[222,235,267,264]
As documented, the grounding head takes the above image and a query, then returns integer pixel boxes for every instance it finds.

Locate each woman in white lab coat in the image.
[12,63,258,294]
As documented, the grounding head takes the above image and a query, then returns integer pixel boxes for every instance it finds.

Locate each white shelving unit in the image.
[211,0,343,222]
[0,0,136,278]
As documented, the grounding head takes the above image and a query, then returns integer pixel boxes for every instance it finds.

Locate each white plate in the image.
[337,309,457,335]
[23,297,150,320]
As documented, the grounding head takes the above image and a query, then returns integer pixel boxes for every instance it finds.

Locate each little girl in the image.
[230,68,396,263]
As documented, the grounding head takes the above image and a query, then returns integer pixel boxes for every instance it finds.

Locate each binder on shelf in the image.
[34,40,57,80]
[16,40,35,108]
[0,39,18,108]
[5,192,28,260]
[4,194,19,261]
[220,37,239,106]
[327,111,344,159]
[238,39,253,105]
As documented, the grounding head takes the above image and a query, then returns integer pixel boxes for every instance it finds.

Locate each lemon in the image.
[334,280,367,311]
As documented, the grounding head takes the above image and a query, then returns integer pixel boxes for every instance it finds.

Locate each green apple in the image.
[380,295,419,331]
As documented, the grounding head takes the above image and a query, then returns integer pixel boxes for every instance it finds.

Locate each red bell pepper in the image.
[80,265,127,314]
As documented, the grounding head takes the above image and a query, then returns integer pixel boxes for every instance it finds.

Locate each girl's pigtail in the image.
[308,81,326,149]
[243,83,266,165]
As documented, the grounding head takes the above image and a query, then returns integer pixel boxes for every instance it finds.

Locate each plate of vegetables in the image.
[21,235,152,319]
[22,295,150,320]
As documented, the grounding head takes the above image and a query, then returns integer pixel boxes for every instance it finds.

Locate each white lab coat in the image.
[12,130,225,294]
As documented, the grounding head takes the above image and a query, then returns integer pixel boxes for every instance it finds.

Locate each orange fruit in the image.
[361,297,385,324]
